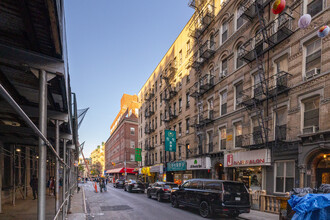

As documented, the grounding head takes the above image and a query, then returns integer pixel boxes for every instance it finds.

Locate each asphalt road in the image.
[83,182,244,220]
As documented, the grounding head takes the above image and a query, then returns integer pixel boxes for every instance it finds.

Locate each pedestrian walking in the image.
[49,177,55,196]
[30,175,38,200]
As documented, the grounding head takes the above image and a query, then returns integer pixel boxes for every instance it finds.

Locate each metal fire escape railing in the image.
[189,74,215,98]
[237,3,294,149]
[189,40,216,70]
[188,1,215,39]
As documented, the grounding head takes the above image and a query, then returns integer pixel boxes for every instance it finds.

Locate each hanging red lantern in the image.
[272,0,286,15]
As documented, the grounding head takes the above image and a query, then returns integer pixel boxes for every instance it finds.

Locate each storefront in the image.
[149,164,163,183]
[105,167,138,180]
[224,149,271,190]
[166,161,191,185]
[186,157,211,179]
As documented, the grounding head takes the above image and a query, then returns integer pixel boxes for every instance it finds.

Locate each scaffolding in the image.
[237,1,294,149]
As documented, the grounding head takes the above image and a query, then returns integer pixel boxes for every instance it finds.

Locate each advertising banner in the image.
[165,130,176,152]
[224,149,271,167]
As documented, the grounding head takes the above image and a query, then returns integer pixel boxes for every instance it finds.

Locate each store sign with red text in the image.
[224,149,271,167]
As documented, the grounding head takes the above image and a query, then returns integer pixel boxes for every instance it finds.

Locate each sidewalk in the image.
[67,185,86,220]
[0,193,56,220]
[240,210,279,220]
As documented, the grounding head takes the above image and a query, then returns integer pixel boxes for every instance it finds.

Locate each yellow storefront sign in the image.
[227,134,233,141]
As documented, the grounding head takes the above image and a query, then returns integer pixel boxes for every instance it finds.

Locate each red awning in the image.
[105,167,137,174]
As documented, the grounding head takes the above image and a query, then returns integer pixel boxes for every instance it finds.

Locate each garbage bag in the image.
[288,194,330,220]
[317,184,330,193]
[290,187,314,197]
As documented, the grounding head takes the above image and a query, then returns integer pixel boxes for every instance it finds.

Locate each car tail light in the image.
[223,208,229,212]
[164,188,170,192]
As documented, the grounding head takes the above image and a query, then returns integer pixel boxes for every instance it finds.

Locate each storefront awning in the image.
[105,167,137,174]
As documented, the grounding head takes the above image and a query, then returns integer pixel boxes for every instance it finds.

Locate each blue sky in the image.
[64,1,194,157]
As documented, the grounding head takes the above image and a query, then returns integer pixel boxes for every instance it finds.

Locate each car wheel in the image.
[128,187,132,193]
[171,195,179,208]
[147,191,151,198]
[199,201,212,218]
[157,193,162,202]
[124,186,127,191]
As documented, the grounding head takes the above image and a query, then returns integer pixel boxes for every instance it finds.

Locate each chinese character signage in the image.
[167,161,186,171]
[135,148,142,161]
[165,130,176,152]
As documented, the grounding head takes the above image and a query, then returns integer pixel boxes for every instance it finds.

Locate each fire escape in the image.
[188,0,216,155]
[161,60,178,125]
[144,87,155,165]
[237,0,294,149]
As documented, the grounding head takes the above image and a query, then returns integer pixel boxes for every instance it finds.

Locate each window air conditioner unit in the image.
[303,125,319,134]
[186,130,189,134]
[179,133,182,137]
[305,68,319,79]
[220,69,228,78]
[236,97,243,105]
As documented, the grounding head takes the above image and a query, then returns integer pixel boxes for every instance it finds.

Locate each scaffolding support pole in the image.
[24,147,29,200]
[62,140,67,220]
[0,146,2,213]
[13,145,15,206]
[55,120,60,218]
[38,69,47,220]
[67,148,71,213]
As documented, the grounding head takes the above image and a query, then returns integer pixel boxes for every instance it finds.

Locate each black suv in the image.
[124,179,145,193]
[170,179,250,218]
[113,179,125,188]
[147,182,178,202]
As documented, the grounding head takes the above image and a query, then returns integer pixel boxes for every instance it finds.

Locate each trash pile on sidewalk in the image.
[287,184,330,220]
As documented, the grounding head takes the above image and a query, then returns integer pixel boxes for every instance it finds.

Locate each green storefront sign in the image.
[135,148,142,161]
[165,130,176,152]
[167,161,186,171]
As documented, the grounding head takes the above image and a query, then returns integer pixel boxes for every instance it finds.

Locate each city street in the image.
[82,182,278,220]
[83,182,234,220]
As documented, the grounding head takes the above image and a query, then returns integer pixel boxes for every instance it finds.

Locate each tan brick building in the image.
[138,0,330,203]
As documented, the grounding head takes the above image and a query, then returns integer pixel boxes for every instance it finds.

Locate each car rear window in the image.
[164,184,178,189]
[223,182,247,193]
[204,182,222,190]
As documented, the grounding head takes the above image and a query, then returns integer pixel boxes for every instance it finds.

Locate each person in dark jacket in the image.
[30,175,38,200]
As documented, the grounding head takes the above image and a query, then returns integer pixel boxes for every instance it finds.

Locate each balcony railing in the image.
[237,71,291,109]
[235,135,243,148]
[189,74,215,98]
[239,13,294,63]
[199,40,215,59]
[145,90,155,101]
[240,0,271,20]
[144,127,155,134]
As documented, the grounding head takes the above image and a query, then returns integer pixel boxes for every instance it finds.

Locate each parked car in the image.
[113,179,125,188]
[170,179,250,218]
[124,179,145,193]
[147,182,178,202]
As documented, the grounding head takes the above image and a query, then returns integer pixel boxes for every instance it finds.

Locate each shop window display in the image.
[234,167,262,190]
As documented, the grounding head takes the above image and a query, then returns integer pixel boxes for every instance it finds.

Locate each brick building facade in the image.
[138,0,330,204]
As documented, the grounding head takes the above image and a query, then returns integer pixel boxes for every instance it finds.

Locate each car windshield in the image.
[223,182,247,193]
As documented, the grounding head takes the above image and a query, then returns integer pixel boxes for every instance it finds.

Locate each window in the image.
[186,93,190,108]
[155,99,157,111]
[234,122,243,148]
[186,118,190,134]
[275,56,288,74]
[179,122,182,136]
[220,58,228,77]
[222,20,228,43]
[236,6,245,30]
[275,161,295,193]
[236,43,244,69]
[179,98,182,112]
[160,113,162,126]
[130,141,135,148]
[305,38,321,78]
[189,181,203,189]
[159,75,162,88]
[207,131,213,153]
[220,127,226,150]
[235,82,243,110]
[130,154,135,161]
[130,127,135,135]
[252,117,262,144]
[186,74,190,84]
[187,40,191,54]
[208,98,214,119]
[179,50,182,65]
[303,96,320,131]
[160,131,163,143]
[178,146,181,158]
[253,74,262,98]
[160,93,162,106]
[205,182,222,190]
[160,151,163,163]
[155,81,157,92]
[275,108,287,140]
[186,143,189,158]
[173,102,177,115]
[307,0,323,17]
[155,117,157,128]
[182,181,191,188]
[220,91,227,115]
